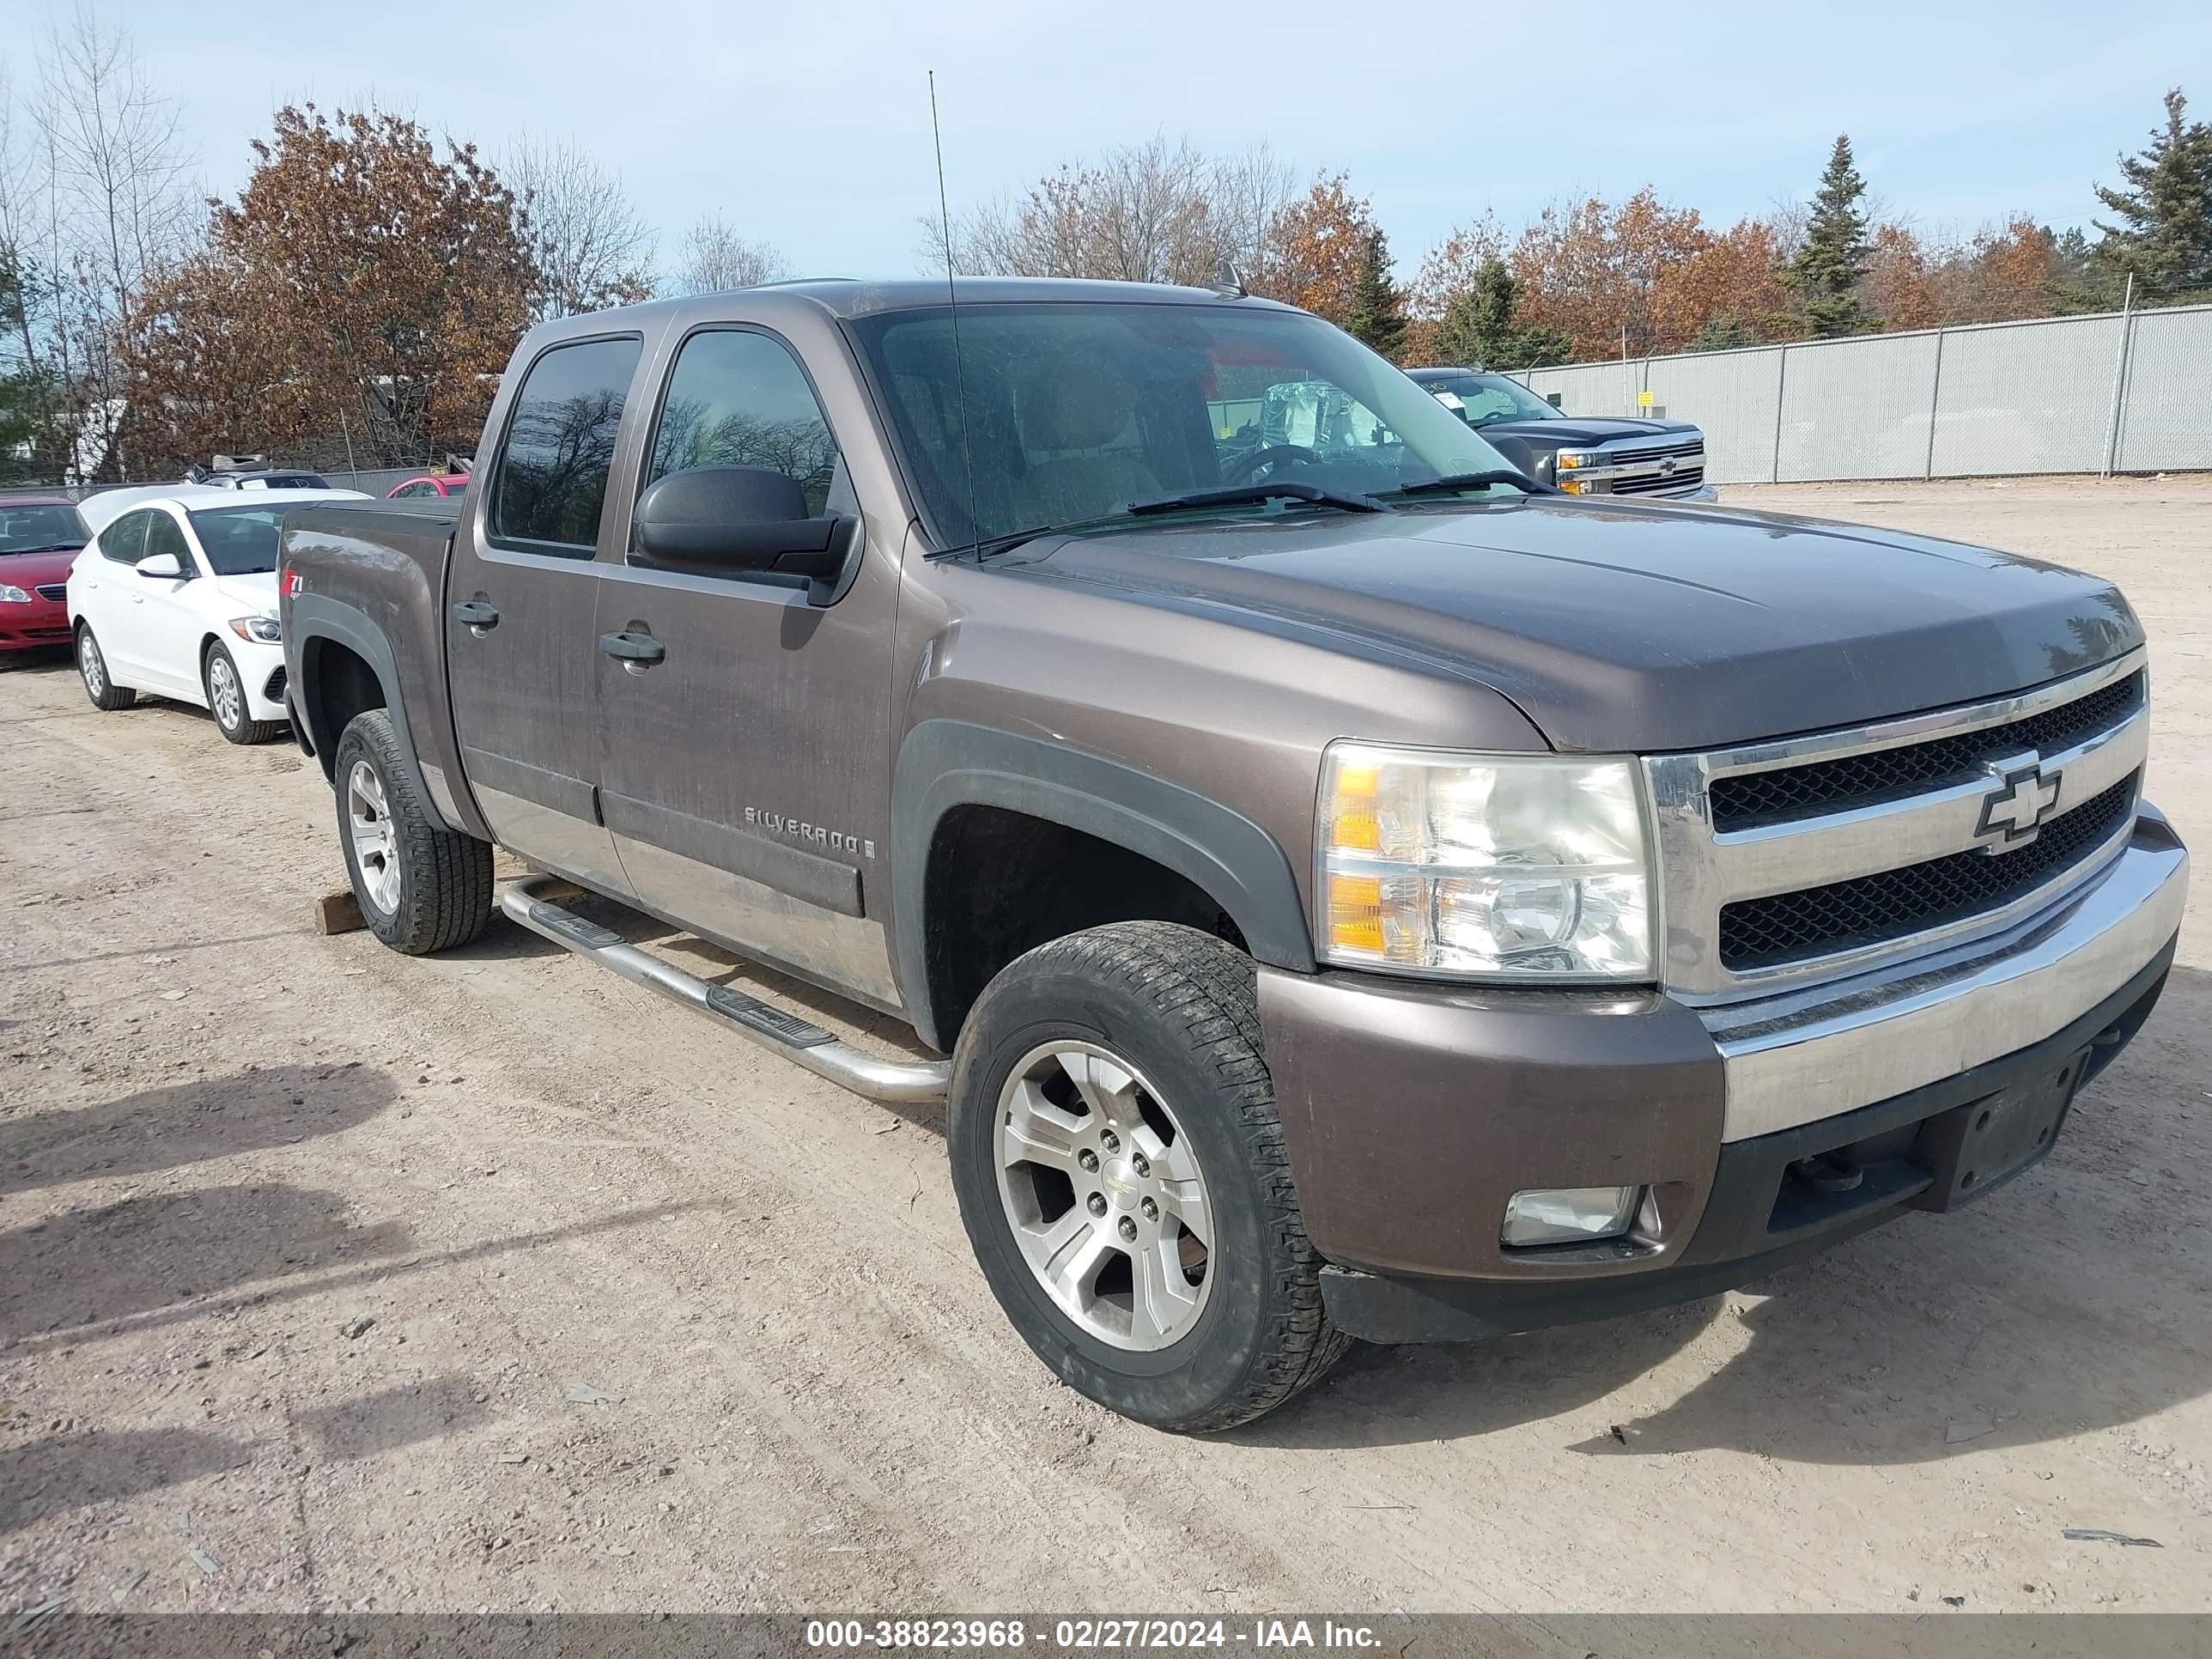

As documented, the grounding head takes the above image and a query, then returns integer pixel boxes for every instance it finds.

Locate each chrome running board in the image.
[498,875,949,1103]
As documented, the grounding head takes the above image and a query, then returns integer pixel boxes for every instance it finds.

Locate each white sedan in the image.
[67,489,365,744]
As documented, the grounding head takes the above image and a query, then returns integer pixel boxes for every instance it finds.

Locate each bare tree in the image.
[671,215,790,295]
[505,134,655,321]
[31,6,195,477]
[1212,142,1298,279]
[924,136,1297,289]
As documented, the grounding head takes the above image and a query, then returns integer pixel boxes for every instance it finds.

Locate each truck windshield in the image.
[188,505,289,574]
[1425,373,1565,427]
[848,301,1521,549]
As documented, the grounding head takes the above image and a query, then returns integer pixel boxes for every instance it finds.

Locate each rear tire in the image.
[332,708,493,954]
[204,641,284,744]
[76,623,136,710]
[948,921,1349,1432]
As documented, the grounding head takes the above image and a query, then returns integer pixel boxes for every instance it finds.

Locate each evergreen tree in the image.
[1787,134,1875,337]
[1687,313,1762,352]
[1344,228,1408,362]
[1431,258,1572,369]
[2091,88,2212,299]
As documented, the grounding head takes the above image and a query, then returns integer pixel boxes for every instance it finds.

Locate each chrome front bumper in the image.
[1702,807,2189,1141]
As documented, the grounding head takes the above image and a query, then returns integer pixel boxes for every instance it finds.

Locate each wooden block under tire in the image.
[313,890,366,935]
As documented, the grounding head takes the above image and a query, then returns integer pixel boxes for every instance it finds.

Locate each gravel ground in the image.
[1,477,2206,1625]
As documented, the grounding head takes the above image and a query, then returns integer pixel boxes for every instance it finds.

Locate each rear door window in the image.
[489,335,644,555]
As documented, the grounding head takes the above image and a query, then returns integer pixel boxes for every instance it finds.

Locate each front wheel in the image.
[331,708,493,954]
[204,641,284,744]
[948,921,1348,1431]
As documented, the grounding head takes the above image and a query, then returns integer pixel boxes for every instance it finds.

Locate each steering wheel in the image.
[1221,444,1322,483]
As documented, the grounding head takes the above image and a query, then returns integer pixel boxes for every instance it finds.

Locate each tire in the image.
[204,641,285,744]
[331,708,493,955]
[76,623,136,710]
[948,921,1349,1432]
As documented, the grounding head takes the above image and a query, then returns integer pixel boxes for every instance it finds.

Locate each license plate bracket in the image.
[1909,1048,2088,1212]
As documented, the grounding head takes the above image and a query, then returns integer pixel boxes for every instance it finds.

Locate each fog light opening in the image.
[1500,1185,1644,1249]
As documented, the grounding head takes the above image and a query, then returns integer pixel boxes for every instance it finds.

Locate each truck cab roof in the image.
[531,276,1297,338]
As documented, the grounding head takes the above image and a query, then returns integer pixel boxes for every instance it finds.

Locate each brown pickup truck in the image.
[279,277,2188,1431]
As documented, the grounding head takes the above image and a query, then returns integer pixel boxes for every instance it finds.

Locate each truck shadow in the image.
[0,1063,397,1199]
[2,1180,412,1344]
[3,1374,495,1537]
[1247,961,2212,1464]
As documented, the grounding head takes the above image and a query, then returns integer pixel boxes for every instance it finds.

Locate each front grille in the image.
[1711,672,2142,831]
[1718,773,2138,970]
[35,583,66,601]
[1616,439,1703,463]
[1615,465,1705,495]
[264,665,288,702]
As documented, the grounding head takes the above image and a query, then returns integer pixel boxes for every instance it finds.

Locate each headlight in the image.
[1555,451,1595,470]
[0,583,32,604]
[1318,743,1655,981]
[228,615,282,642]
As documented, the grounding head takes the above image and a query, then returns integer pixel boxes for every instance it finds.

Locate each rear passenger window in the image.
[100,511,149,564]
[645,330,843,516]
[490,335,643,554]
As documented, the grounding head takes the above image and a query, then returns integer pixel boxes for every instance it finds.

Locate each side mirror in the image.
[135,551,185,580]
[631,465,858,603]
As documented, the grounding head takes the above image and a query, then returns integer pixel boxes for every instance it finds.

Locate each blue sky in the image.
[27,0,2212,277]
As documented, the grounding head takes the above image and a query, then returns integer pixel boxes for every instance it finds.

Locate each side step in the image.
[498,875,949,1104]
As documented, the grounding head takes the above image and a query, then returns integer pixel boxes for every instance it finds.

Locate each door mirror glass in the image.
[631,465,855,598]
[135,551,185,579]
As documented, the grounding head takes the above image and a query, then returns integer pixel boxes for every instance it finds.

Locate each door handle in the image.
[451,599,499,629]
[599,629,665,665]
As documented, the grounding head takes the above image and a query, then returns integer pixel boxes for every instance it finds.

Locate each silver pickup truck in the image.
[277,277,2186,1432]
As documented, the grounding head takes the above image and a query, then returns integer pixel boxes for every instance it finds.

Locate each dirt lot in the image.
[2,477,2207,1622]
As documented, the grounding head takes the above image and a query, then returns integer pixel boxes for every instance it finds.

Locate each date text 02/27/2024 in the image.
[803,1619,1383,1650]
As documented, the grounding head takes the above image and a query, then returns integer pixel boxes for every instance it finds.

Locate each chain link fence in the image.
[1510,302,2212,484]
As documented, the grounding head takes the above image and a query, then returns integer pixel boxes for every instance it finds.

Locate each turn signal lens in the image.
[1326,872,1387,956]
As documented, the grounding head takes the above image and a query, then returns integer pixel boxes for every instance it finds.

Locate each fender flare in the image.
[891,719,1316,1051]
[289,593,465,834]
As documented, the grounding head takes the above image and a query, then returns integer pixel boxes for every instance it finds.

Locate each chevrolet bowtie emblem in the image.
[1976,757,2061,848]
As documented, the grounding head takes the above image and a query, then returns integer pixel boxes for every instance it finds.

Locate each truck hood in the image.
[1478,416,1699,448]
[1006,498,2142,753]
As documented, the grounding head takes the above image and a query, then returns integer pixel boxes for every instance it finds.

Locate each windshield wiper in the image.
[1,543,85,555]
[960,479,1389,560]
[1126,482,1389,517]
[966,509,1140,560]
[1386,470,1555,498]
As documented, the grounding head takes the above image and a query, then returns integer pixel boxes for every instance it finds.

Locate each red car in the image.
[386,474,471,499]
[0,495,90,654]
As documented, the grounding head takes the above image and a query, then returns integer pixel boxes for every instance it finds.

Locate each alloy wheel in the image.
[209,653,243,732]
[994,1040,1215,1352]
[345,759,403,915]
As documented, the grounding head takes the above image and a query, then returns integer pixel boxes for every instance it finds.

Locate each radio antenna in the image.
[928,70,981,555]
